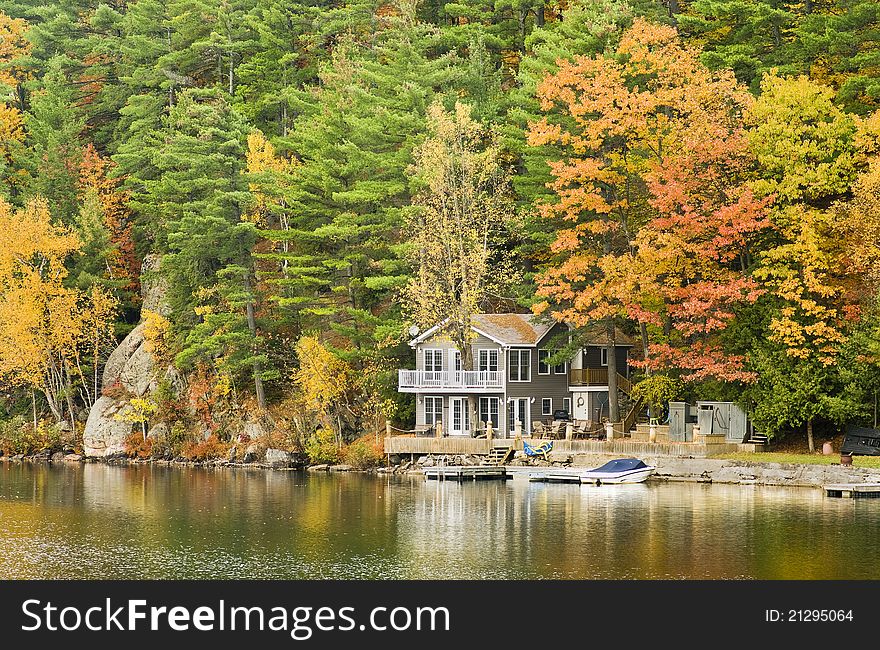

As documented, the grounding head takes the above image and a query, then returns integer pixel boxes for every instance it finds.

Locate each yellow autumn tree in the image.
[0,197,117,423]
[293,335,352,444]
[0,11,31,97]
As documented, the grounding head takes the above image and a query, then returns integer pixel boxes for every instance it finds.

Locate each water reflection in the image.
[0,463,876,579]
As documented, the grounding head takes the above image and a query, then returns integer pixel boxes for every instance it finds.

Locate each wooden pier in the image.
[423,466,511,481]
[528,470,582,484]
[823,483,880,498]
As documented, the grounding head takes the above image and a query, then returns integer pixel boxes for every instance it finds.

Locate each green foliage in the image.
[343,434,385,469]
[631,375,682,417]
[304,428,341,465]
[3,0,880,441]
[0,417,66,456]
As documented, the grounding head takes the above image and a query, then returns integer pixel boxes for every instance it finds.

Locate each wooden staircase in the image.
[487,445,515,465]
[746,431,768,445]
[619,397,644,436]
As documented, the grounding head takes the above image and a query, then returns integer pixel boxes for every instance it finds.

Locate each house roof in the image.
[471,313,555,346]
[409,313,560,347]
[410,314,637,348]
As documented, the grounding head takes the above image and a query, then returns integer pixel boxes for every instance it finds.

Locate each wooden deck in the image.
[528,469,582,483]
[823,483,880,498]
[385,436,745,458]
[423,466,512,481]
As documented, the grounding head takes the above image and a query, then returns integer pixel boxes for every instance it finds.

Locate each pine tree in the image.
[132,87,270,406]
[256,13,457,365]
[792,0,880,114]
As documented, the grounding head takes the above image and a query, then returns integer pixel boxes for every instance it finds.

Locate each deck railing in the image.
[398,369,503,390]
[569,368,632,394]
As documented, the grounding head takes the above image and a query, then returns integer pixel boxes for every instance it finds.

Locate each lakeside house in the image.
[398,313,635,438]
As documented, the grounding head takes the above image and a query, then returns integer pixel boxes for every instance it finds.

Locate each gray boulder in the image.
[102,323,147,391]
[147,422,169,440]
[264,448,297,468]
[83,397,134,457]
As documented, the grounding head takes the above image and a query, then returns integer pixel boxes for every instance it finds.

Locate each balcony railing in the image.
[569,368,632,394]
[398,369,503,390]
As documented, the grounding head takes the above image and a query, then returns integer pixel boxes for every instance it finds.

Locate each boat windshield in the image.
[592,458,647,472]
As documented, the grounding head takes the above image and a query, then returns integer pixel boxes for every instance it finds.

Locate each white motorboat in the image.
[580,458,655,485]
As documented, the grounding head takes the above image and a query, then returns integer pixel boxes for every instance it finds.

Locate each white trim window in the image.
[508,349,530,382]
[478,349,498,372]
[450,349,462,371]
[479,397,500,430]
[424,349,444,372]
[553,356,566,375]
[538,350,551,375]
[562,397,571,415]
[542,398,552,416]
[600,347,608,367]
[424,396,443,426]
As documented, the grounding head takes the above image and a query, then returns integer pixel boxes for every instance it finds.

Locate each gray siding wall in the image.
[582,345,630,378]
[416,334,503,372]
[507,323,571,423]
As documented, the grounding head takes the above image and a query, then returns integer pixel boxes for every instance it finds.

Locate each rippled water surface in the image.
[1,462,878,579]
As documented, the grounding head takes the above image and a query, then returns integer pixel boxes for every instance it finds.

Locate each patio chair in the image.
[523,440,553,461]
[548,421,565,439]
[531,421,547,438]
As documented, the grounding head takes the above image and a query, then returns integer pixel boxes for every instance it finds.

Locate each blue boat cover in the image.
[591,458,648,473]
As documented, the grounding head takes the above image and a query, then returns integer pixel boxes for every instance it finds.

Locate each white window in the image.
[600,347,608,367]
[450,349,462,371]
[508,349,531,382]
[542,398,552,416]
[554,356,566,375]
[479,397,500,429]
[538,350,551,375]
[562,398,571,415]
[424,396,443,426]
[424,349,443,372]
[478,349,498,372]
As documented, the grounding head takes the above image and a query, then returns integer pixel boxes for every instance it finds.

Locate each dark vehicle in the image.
[841,426,880,456]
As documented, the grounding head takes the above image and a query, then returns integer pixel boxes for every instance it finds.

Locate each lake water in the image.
[1,462,878,579]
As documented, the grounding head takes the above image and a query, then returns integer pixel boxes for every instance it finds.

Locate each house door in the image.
[507,398,530,437]
[449,397,471,437]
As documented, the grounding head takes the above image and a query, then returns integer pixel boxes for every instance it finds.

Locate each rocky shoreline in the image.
[4,449,880,489]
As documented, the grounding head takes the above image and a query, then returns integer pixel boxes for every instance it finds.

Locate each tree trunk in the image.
[606,319,620,423]
[807,418,815,453]
[244,273,267,411]
[31,390,37,429]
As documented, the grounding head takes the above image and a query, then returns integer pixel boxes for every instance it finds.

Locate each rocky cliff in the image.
[83,255,179,457]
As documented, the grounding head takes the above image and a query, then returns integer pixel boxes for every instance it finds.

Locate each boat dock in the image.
[823,483,880,498]
[423,466,512,481]
[528,470,582,483]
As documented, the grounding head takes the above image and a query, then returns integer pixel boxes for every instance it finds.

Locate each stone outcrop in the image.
[83,397,134,457]
[83,254,179,457]
[264,448,298,468]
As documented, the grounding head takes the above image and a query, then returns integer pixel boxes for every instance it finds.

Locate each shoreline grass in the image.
[717,452,880,469]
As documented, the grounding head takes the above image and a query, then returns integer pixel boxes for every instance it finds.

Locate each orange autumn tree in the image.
[0,197,117,424]
[78,144,140,298]
[529,18,771,417]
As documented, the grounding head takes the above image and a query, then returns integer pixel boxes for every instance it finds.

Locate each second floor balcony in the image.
[398,369,503,393]
[569,368,632,393]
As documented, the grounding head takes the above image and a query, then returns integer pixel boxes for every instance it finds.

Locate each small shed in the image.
[695,401,750,443]
[841,426,880,456]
